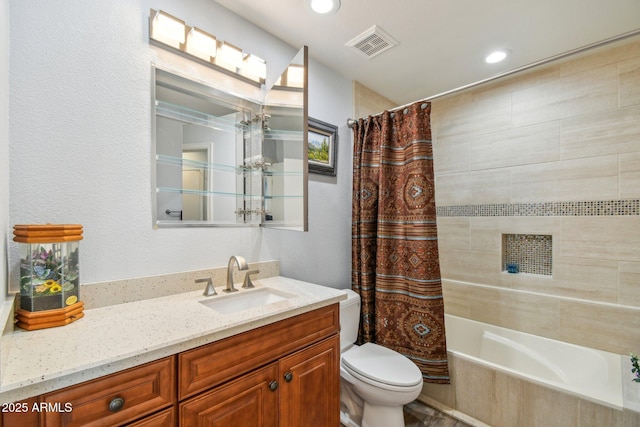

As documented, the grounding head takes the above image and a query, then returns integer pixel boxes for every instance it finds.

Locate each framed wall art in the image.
[308,117,338,176]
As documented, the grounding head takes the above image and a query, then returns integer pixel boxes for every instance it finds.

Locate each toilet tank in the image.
[339,289,361,351]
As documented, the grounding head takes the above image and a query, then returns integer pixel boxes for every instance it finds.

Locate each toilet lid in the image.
[341,343,422,388]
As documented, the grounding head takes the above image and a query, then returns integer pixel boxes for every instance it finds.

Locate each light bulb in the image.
[310,0,340,14]
[187,28,217,62]
[485,49,510,64]
[151,11,186,49]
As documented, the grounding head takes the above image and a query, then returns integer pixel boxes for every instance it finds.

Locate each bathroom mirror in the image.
[261,47,308,231]
[151,47,308,230]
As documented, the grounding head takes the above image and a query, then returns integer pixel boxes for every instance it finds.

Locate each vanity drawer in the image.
[179,303,339,399]
[127,407,175,427]
[41,356,176,427]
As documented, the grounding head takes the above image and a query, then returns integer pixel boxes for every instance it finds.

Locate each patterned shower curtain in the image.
[351,102,449,383]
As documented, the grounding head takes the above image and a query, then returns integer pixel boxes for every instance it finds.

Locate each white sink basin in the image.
[199,287,296,314]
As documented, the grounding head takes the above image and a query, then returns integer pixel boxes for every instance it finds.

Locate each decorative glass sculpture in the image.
[14,224,82,312]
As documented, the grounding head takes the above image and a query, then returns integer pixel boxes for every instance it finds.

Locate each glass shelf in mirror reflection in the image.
[155,100,250,134]
[152,46,308,229]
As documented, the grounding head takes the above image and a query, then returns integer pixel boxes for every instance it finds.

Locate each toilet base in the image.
[362,402,405,427]
[340,381,364,426]
[340,410,361,427]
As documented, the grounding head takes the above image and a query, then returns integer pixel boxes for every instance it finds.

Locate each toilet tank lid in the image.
[342,342,423,387]
[340,289,360,308]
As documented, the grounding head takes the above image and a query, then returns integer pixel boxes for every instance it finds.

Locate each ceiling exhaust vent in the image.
[345,25,399,59]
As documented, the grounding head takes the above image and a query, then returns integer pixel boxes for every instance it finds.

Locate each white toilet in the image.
[339,289,423,427]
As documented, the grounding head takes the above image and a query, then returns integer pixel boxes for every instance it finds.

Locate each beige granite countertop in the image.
[0,276,346,403]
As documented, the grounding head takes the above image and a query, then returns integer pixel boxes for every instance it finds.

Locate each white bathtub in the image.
[444,314,623,409]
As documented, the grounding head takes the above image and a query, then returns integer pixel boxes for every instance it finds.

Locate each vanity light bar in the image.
[149,9,266,85]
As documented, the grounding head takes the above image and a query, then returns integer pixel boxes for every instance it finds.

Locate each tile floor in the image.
[403,400,472,427]
[341,400,472,427]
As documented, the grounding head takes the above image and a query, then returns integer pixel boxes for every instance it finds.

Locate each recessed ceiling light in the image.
[485,49,510,64]
[309,0,341,14]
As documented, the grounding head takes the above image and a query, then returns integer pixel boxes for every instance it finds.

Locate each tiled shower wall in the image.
[422,34,640,426]
[352,80,397,119]
[432,34,640,355]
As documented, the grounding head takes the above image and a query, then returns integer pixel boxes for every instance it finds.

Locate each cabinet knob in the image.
[284,372,293,382]
[269,380,279,391]
[108,397,125,412]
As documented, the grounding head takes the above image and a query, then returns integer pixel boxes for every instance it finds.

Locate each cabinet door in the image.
[1,397,39,427]
[279,335,339,427]
[180,363,278,427]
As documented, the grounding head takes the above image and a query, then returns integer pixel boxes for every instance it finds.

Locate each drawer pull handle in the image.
[284,372,293,382]
[108,397,125,412]
[269,380,279,391]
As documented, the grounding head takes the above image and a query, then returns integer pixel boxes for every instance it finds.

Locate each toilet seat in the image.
[341,343,422,389]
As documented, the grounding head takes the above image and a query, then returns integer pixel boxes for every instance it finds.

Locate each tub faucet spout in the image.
[226,255,248,293]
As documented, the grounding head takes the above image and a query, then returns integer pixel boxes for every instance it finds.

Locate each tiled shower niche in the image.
[502,234,552,276]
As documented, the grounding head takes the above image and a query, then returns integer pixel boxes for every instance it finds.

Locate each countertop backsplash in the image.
[80,260,280,310]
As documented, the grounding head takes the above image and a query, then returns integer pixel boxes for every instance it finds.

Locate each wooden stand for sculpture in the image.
[13,223,84,331]
[15,301,85,331]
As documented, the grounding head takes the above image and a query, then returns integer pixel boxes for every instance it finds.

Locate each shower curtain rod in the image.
[346,28,640,129]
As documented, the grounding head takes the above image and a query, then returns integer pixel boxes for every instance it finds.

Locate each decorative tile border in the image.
[436,199,640,217]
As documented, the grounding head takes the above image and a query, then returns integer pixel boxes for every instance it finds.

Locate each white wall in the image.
[1,0,9,298]
[8,0,353,290]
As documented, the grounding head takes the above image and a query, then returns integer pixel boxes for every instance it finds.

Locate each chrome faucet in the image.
[225,255,248,293]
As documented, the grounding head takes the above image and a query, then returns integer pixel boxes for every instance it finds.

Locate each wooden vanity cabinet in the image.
[179,336,339,427]
[178,303,340,427]
[2,303,340,427]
